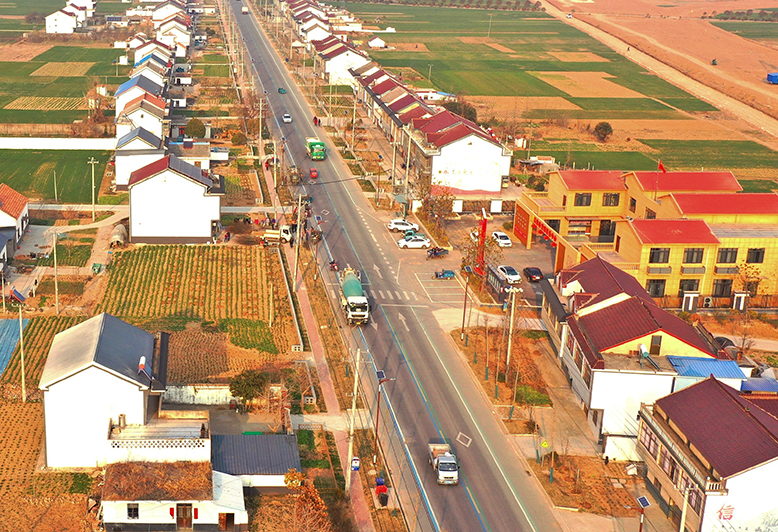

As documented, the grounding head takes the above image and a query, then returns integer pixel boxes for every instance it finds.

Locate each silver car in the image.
[398,235,431,249]
[497,265,522,284]
[387,218,420,232]
[492,231,512,248]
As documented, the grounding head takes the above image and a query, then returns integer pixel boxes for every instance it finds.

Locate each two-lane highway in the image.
[226,4,564,531]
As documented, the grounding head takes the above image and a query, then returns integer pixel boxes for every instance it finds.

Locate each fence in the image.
[0,137,116,150]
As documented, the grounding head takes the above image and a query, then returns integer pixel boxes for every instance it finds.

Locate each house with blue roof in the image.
[666,356,746,391]
[115,75,164,116]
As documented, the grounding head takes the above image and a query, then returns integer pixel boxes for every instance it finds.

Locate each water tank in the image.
[118,413,127,429]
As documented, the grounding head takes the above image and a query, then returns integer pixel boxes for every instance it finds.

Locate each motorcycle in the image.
[330,260,339,272]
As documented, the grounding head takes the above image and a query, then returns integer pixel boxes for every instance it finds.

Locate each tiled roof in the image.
[741,378,778,393]
[116,127,163,150]
[361,69,386,85]
[558,256,654,309]
[128,154,213,188]
[566,317,604,369]
[671,193,778,215]
[631,219,720,244]
[743,394,778,417]
[656,377,778,478]
[398,106,430,125]
[631,171,742,193]
[0,183,28,220]
[115,75,163,98]
[388,93,418,113]
[558,170,626,191]
[666,356,745,379]
[212,434,301,475]
[372,78,399,96]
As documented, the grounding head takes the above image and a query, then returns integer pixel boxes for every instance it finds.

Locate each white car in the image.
[282,113,292,123]
[492,231,512,248]
[497,265,522,284]
[387,218,420,232]
[398,235,431,249]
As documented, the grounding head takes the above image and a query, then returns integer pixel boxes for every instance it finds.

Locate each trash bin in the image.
[378,492,389,507]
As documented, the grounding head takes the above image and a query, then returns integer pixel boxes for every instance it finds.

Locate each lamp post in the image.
[460,265,473,340]
[505,286,524,374]
[487,13,495,38]
[427,63,433,83]
[87,157,99,221]
[373,370,395,464]
[345,349,362,492]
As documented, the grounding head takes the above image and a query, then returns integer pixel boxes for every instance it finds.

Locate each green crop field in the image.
[710,21,778,41]
[738,179,778,193]
[202,64,231,77]
[347,2,710,118]
[0,150,111,203]
[518,147,657,171]
[0,0,62,16]
[639,140,778,169]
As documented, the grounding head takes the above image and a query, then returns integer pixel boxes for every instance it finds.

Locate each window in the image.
[574,193,592,207]
[649,248,670,264]
[646,279,666,297]
[747,248,765,263]
[127,504,139,520]
[678,279,699,296]
[639,425,660,459]
[562,195,567,207]
[660,448,680,483]
[712,279,732,297]
[717,248,738,264]
[683,248,704,264]
[574,345,583,370]
[645,208,657,219]
[629,197,637,213]
[583,363,592,388]
[602,193,620,207]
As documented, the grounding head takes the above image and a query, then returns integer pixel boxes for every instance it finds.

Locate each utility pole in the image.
[345,348,361,492]
[18,305,26,403]
[428,63,433,83]
[53,232,60,315]
[292,193,303,285]
[390,139,397,188]
[53,170,58,203]
[351,95,357,150]
[87,157,99,221]
[272,139,278,223]
[404,127,412,217]
[487,13,494,38]
[505,286,523,375]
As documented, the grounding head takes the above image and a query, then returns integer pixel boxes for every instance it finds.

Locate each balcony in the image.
[681,266,706,275]
[647,265,672,275]
[715,266,739,275]
[521,193,567,214]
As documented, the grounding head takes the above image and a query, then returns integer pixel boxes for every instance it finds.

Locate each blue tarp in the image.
[0,318,29,378]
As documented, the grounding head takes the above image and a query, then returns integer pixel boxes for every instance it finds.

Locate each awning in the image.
[394,194,407,204]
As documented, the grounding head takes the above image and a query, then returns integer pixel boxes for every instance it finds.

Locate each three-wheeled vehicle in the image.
[426,247,449,260]
[433,269,456,280]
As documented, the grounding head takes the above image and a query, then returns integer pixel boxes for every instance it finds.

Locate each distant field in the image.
[710,21,778,41]
[349,2,709,118]
[0,150,111,203]
[738,179,778,193]
[0,0,62,16]
[639,140,778,169]
[519,147,657,171]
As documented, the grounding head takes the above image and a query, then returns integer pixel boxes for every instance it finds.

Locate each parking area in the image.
[444,214,557,306]
[415,272,470,303]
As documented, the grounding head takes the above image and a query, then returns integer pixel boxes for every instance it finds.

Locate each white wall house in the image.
[101,464,248,532]
[151,1,185,24]
[322,47,370,85]
[70,0,95,17]
[302,23,331,43]
[114,76,164,117]
[134,41,174,64]
[115,94,167,139]
[129,154,223,244]
[211,434,302,488]
[0,183,29,246]
[46,10,78,33]
[39,314,163,468]
[115,128,165,189]
[128,63,167,87]
[368,36,386,48]
[430,131,511,194]
[66,3,87,23]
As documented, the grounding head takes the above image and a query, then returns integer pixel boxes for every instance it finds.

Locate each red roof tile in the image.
[388,94,418,113]
[128,155,212,188]
[372,79,399,96]
[631,219,720,244]
[0,183,28,219]
[671,193,778,215]
[559,170,626,191]
[656,377,778,478]
[632,171,742,193]
[559,256,655,309]
[398,106,430,124]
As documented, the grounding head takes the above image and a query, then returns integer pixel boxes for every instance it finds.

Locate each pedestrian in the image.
[289,236,294,248]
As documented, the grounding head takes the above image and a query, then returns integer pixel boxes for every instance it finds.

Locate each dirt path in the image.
[542,1,778,146]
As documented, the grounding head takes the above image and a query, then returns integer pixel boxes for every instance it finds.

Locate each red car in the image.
[309,167,319,179]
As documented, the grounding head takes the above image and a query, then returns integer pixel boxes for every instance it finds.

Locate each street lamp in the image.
[373,370,395,464]
[427,63,433,83]
[460,265,473,340]
[504,286,523,373]
[487,13,495,38]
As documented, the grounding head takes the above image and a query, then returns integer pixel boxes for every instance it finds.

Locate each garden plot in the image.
[4,96,86,110]
[30,62,94,77]
[530,71,645,98]
[549,51,609,62]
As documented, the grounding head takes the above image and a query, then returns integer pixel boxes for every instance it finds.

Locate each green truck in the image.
[339,268,369,325]
[305,137,326,160]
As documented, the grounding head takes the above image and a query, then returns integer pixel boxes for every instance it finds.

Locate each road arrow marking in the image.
[398,313,410,332]
[373,264,383,279]
[370,319,378,331]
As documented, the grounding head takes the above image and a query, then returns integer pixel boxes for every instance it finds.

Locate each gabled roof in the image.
[129,154,213,189]
[666,356,746,380]
[115,75,163,98]
[559,255,655,309]
[39,313,155,390]
[631,171,742,193]
[630,219,720,245]
[398,106,431,125]
[124,92,167,114]
[116,127,163,150]
[0,183,28,220]
[670,193,778,215]
[134,52,171,69]
[103,462,212,501]
[558,170,626,191]
[152,0,186,12]
[388,93,418,113]
[360,69,387,86]
[372,78,399,96]
[212,434,302,475]
[413,110,497,149]
[655,377,778,478]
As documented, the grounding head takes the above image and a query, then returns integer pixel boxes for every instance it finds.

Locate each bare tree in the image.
[735,260,765,297]
[295,484,332,532]
[729,311,756,354]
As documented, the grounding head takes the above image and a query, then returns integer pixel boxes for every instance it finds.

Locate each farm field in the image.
[0,149,111,203]
[96,246,298,382]
[710,20,778,42]
[0,0,62,16]
[0,45,127,123]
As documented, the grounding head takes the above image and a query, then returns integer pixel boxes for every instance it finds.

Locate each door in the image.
[219,513,235,531]
[177,504,193,529]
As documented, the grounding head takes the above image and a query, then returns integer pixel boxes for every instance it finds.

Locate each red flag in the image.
[658,160,667,173]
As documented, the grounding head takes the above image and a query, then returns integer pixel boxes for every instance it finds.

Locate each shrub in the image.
[231,132,247,145]
[185,118,205,138]
[593,121,613,142]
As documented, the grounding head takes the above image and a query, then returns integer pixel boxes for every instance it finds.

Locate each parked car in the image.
[387,218,419,232]
[398,235,431,249]
[309,167,318,179]
[278,87,286,94]
[497,265,522,284]
[282,113,292,123]
[492,231,512,247]
[523,267,544,282]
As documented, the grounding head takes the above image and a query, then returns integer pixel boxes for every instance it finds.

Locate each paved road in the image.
[230,5,564,532]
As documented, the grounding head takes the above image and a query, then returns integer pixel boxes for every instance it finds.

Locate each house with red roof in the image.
[128,155,224,243]
[0,183,29,246]
[638,377,778,532]
[45,9,79,33]
[115,93,167,140]
[317,40,369,86]
[544,256,721,460]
